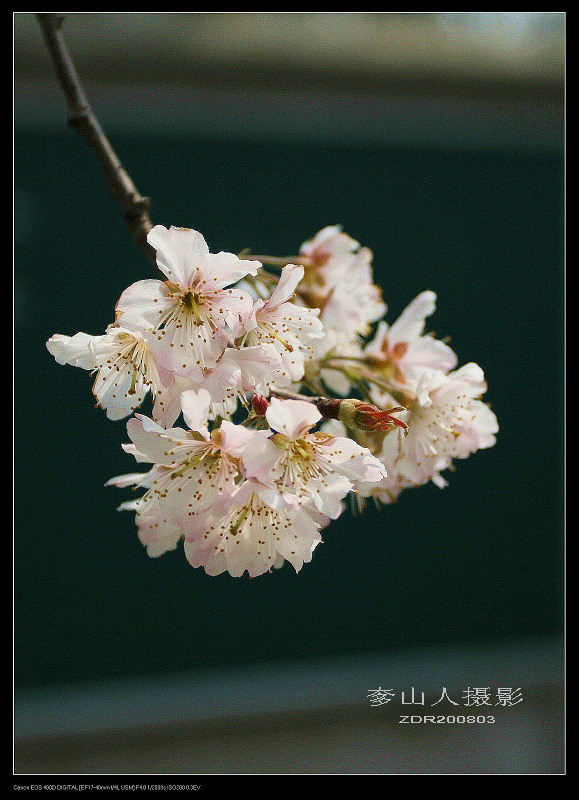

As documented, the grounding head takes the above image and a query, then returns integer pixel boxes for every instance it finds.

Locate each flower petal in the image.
[200,251,260,289]
[404,336,458,373]
[126,414,189,464]
[387,290,436,343]
[266,397,322,439]
[46,332,104,370]
[180,388,211,436]
[115,279,173,330]
[147,225,210,286]
[218,420,271,458]
[265,264,304,309]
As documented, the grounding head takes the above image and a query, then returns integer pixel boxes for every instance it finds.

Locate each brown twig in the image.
[240,254,306,268]
[268,388,407,432]
[36,13,156,263]
[270,388,323,402]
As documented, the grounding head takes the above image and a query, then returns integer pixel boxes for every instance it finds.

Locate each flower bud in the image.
[337,399,408,433]
[251,394,270,416]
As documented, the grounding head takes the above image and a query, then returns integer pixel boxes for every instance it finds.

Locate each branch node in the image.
[67,113,87,129]
[126,196,152,216]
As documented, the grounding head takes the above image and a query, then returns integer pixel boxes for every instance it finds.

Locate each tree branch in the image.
[270,388,323,402]
[269,388,407,432]
[239,253,305,268]
[36,13,156,263]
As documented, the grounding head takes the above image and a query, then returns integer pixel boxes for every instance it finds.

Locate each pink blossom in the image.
[47,324,168,421]
[237,264,324,384]
[183,479,324,578]
[240,397,388,517]
[115,226,259,378]
[400,363,498,485]
[364,291,457,389]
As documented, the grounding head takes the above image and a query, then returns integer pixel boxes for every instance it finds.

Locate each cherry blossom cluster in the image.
[47,224,498,578]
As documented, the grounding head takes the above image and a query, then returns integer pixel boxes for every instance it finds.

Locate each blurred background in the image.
[14,13,564,774]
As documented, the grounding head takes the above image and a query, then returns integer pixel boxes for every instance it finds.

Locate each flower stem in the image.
[239,254,306,268]
[270,388,323,402]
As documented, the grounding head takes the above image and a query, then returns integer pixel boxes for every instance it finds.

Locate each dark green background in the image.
[15,123,564,689]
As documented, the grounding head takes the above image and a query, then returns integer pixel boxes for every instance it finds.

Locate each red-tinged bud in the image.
[251,394,270,416]
[337,399,408,433]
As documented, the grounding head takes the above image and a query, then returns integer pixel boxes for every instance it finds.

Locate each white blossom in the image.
[399,363,498,485]
[237,264,324,384]
[364,291,457,391]
[183,479,324,578]
[187,343,284,418]
[115,225,259,378]
[296,227,386,397]
[50,222,498,579]
[299,226,385,334]
[241,398,387,517]
[46,325,169,421]
[114,390,265,530]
